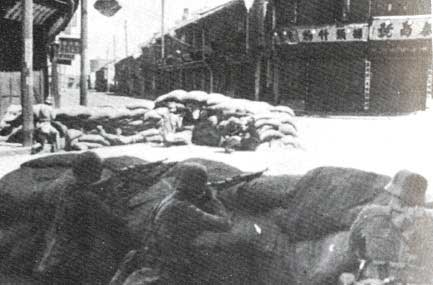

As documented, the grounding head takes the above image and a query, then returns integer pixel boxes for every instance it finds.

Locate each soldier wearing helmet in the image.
[342,170,428,285]
[111,162,232,285]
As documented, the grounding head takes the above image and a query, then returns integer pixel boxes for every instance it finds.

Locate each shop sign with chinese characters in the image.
[370,15,432,41]
[276,23,368,44]
[59,37,81,54]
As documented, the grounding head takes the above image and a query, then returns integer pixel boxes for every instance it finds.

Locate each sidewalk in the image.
[0,143,31,157]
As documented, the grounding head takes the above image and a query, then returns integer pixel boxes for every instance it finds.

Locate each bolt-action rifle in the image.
[207,168,268,190]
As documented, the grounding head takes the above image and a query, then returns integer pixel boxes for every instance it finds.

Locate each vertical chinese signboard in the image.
[364,60,371,111]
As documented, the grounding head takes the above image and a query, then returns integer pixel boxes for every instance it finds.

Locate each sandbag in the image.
[181,90,208,103]
[5,128,23,143]
[255,118,283,130]
[125,101,155,110]
[259,129,284,142]
[71,142,89,151]
[154,89,188,106]
[127,120,144,127]
[228,175,301,213]
[129,108,148,118]
[55,106,92,120]
[65,129,83,141]
[107,109,132,121]
[276,167,391,242]
[145,135,163,143]
[21,153,79,169]
[209,101,249,114]
[78,134,111,146]
[279,124,298,137]
[281,136,299,148]
[270,105,295,117]
[138,128,161,138]
[253,112,292,121]
[205,93,230,106]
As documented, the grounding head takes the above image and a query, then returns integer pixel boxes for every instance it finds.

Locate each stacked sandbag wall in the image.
[0,90,300,152]
[156,90,300,149]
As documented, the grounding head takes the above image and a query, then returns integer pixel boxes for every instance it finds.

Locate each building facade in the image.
[271,0,431,113]
[116,0,432,114]
[115,0,266,100]
[0,0,78,114]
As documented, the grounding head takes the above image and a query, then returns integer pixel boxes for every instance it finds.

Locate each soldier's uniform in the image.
[239,118,260,151]
[159,112,188,146]
[33,104,60,153]
[111,163,232,285]
[31,152,129,284]
[343,170,428,285]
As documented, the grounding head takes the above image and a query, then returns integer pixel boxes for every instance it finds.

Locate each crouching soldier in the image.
[32,103,61,154]
[110,162,232,285]
[340,170,428,285]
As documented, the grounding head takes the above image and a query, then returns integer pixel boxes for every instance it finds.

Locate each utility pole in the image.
[80,0,88,106]
[161,0,165,59]
[21,0,34,147]
[429,0,433,108]
[124,20,129,56]
[113,35,117,60]
[106,46,110,92]
[51,44,60,108]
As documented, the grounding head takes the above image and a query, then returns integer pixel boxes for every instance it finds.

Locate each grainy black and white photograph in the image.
[0,0,432,284]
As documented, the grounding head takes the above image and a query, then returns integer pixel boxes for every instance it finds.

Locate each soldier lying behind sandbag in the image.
[220,117,260,153]
[35,152,132,283]
[110,162,232,285]
[97,125,161,146]
[339,170,430,285]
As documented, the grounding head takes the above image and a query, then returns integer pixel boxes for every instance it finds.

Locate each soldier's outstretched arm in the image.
[181,201,232,232]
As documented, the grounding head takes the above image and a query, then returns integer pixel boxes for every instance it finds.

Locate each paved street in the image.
[0,90,432,200]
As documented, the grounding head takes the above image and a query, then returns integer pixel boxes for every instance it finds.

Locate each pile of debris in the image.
[0,90,299,152]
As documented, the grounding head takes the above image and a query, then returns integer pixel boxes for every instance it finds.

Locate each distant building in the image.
[271,0,431,113]
[115,0,432,114]
[0,0,78,114]
[116,0,264,99]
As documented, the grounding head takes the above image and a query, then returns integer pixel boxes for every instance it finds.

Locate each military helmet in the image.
[384,170,427,207]
[72,151,103,184]
[175,162,208,197]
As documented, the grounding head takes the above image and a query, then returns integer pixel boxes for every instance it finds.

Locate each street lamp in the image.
[94,0,122,17]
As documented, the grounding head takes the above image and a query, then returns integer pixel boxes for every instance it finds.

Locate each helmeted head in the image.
[174,162,208,199]
[72,151,103,185]
[207,115,218,126]
[385,170,427,207]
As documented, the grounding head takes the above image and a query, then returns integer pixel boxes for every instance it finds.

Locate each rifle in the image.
[101,159,174,203]
[207,168,268,190]
[128,168,268,210]
[104,159,169,182]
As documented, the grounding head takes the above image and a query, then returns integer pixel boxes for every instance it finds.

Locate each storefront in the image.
[275,23,369,112]
[368,15,431,113]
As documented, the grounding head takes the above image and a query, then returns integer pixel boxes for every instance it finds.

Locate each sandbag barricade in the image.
[0,90,299,152]
[156,90,300,150]
[0,155,432,285]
